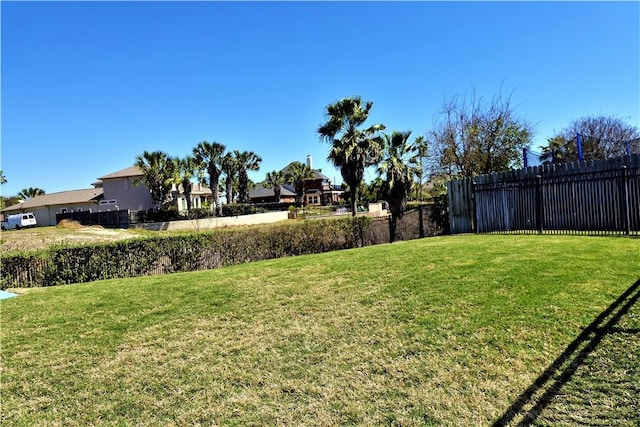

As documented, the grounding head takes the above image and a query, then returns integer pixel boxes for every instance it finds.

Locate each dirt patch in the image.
[1,226,142,254]
[56,219,84,229]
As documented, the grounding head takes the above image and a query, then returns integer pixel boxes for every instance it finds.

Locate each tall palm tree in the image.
[263,170,287,203]
[378,131,416,242]
[18,187,45,200]
[410,135,429,204]
[234,150,262,204]
[134,150,177,211]
[174,156,197,212]
[193,141,226,215]
[317,97,385,216]
[221,152,239,205]
[0,170,7,185]
[284,161,315,205]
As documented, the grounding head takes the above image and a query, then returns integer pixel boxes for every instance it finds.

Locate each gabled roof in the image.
[280,162,331,181]
[249,183,297,199]
[98,166,143,180]
[1,188,104,212]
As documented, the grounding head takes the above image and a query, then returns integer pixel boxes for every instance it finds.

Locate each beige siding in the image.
[11,202,100,227]
[102,177,153,211]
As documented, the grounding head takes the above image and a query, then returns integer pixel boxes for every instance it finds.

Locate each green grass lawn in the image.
[1,235,638,426]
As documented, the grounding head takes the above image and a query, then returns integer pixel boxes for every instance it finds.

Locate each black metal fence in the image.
[56,210,130,227]
[447,155,640,236]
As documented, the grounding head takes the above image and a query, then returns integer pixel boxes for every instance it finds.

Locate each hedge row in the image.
[1,217,372,289]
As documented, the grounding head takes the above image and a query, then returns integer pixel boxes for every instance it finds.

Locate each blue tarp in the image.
[0,290,18,300]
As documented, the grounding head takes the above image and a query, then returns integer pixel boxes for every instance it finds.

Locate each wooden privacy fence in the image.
[447,154,640,235]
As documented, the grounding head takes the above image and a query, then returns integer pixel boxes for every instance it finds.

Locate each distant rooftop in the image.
[1,188,104,212]
[97,166,143,180]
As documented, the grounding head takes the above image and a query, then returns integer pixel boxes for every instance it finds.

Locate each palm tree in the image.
[378,131,416,242]
[317,97,385,216]
[134,150,177,211]
[284,161,315,205]
[234,150,262,203]
[263,170,287,203]
[174,156,197,212]
[410,135,429,204]
[0,170,7,185]
[220,152,239,205]
[193,141,226,215]
[18,187,45,200]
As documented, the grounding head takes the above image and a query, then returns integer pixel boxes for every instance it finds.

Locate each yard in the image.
[0,222,146,254]
[1,235,638,425]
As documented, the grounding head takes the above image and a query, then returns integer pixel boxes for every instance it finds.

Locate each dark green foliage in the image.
[221,204,266,217]
[1,217,373,289]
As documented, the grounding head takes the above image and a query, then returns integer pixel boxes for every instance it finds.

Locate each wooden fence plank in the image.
[448,154,640,236]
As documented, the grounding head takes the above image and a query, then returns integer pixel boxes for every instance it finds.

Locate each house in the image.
[95,166,152,211]
[248,183,297,204]
[1,188,104,227]
[250,156,344,206]
[1,165,214,227]
[303,169,344,206]
[95,166,213,212]
[300,155,344,206]
[171,182,213,211]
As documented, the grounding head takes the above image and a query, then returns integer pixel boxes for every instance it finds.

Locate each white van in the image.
[1,212,37,230]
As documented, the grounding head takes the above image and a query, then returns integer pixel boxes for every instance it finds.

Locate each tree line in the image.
[2,89,637,223]
[134,143,262,214]
[316,93,638,240]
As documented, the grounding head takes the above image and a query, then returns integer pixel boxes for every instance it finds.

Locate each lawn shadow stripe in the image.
[493,278,640,426]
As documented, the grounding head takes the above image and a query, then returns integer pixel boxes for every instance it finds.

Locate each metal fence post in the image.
[622,166,631,236]
[536,175,543,234]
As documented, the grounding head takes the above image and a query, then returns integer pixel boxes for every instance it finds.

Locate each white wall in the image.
[132,211,289,231]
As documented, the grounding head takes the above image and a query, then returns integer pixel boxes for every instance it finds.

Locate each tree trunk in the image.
[350,187,357,216]
[226,182,233,204]
[183,180,192,212]
[389,215,397,243]
[210,169,222,216]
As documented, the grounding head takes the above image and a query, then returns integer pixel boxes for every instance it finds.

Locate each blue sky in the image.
[2,1,639,197]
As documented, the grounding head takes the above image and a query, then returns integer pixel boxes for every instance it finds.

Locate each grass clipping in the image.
[56,219,85,229]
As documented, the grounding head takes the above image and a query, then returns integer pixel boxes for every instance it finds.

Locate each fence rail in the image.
[447,155,640,236]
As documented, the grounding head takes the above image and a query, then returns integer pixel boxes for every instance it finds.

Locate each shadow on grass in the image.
[493,279,640,426]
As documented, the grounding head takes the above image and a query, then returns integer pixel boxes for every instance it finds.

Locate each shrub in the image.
[222,204,267,217]
[1,217,374,289]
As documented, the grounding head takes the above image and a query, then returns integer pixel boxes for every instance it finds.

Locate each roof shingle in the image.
[1,188,103,212]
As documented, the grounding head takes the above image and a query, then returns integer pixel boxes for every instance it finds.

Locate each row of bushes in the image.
[1,217,373,289]
[132,205,272,222]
